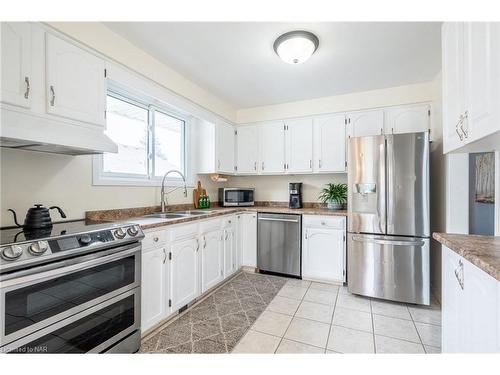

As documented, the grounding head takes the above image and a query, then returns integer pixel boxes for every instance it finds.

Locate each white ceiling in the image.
[104,22,442,109]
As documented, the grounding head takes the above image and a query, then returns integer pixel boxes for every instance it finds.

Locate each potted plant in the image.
[319,183,347,210]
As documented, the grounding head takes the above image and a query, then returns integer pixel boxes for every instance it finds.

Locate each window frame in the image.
[93,88,192,187]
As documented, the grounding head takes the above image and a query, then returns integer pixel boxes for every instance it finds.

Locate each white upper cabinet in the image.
[285,118,313,173]
[259,121,285,174]
[384,103,430,134]
[216,120,236,173]
[170,237,199,311]
[236,125,259,174]
[346,109,385,137]
[200,229,223,293]
[442,22,500,153]
[313,114,346,173]
[45,33,106,127]
[1,22,32,108]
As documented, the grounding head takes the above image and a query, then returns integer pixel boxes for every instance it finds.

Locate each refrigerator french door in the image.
[347,132,430,305]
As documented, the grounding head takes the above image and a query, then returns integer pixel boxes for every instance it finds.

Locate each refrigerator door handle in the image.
[350,235,425,247]
[377,138,386,233]
[385,134,394,233]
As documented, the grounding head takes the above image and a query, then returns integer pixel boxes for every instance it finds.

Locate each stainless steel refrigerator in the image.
[347,132,430,305]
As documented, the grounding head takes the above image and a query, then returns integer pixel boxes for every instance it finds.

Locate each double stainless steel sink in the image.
[144,210,216,220]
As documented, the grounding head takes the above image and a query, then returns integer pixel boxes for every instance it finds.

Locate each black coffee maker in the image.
[289,183,303,209]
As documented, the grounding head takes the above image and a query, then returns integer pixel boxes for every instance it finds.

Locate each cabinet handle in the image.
[196,238,200,252]
[461,111,469,139]
[319,159,322,169]
[455,113,467,141]
[203,236,206,249]
[254,161,257,171]
[162,249,167,264]
[310,160,312,169]
[305,230,308,240]
[454,260,464,290]
[224,230,229,241]
[24,76,30,99]
[49,86,56,106]
[262,162,265,171]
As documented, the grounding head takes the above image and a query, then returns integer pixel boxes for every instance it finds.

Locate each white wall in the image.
[223,174,347,203]
[237,81,435,123]
[0,148,219,227]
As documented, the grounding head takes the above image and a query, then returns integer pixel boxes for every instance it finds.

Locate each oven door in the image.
[0,243,141,347]
[4,288,140,353]
[224,189,254,206]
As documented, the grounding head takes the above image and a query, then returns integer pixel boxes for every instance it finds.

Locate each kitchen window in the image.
[93,90,188,186]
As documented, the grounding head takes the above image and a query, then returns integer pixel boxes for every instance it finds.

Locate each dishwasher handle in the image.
[258,217,300,223]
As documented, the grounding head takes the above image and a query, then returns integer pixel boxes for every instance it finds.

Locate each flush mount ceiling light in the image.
[273,30,319,64]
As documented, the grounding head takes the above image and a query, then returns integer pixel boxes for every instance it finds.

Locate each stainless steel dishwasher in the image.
[257,213,301,277]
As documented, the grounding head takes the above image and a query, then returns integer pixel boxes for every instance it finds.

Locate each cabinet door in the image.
[239,213,257,267]
[347,109,384,137]
[442,22,466,153]
[286,118,313,173]
[170,237,199,311]
[141,248,168,332]
[302,227,345,283]
[441,246,464,352]
[201,230,224,293]
[1,22,31,108]
[463,22,500,141]
[45,33,106,126]
[259,121,285,174]
[313,114,346,172]
[385,104,430,134]
[216,121,235,173]
[462,257,499,352]
[236,125,259,174]
[223,227,237,277]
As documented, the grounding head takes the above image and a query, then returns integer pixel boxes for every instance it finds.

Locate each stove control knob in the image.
[127,226,139,237]
[2,245,23,260]
[29,241,49,255]
[79,234,92,245]
[114,228,126,239]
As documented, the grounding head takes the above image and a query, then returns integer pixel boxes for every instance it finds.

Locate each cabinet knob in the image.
[153,237,159,242]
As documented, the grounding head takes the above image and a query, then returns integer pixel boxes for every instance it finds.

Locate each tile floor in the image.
[139,271,287,353]
[233,278,442,354]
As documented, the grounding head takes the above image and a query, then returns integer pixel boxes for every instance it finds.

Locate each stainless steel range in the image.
[0,220,144,353]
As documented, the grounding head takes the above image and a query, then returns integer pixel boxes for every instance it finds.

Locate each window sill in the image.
[92,174,193,188]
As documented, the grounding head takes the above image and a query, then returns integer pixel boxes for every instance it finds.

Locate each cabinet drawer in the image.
[170,222,199,242]
[221,215,236,229]
[142,229,168,251]
[303,215,346,230]
[199,218,222,233]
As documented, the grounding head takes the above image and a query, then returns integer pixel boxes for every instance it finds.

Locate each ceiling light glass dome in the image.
[273,30,319,64]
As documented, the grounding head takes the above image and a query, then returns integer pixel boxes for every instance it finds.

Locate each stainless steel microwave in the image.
[218,188,255,206]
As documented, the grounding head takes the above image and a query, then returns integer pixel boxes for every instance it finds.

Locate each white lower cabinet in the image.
[170,237,200,312]
[442,245,500,352]
[238,213,257,267]
[222,218,237,277]
[302,215,346,283]
[201,228,224,293]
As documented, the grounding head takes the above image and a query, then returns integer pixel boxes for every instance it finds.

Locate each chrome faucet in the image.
[160,169,188,212]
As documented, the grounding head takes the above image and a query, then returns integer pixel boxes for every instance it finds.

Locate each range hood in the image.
[1,108,118,155]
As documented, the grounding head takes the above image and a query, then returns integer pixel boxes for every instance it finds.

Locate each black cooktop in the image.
[0,220,125,246]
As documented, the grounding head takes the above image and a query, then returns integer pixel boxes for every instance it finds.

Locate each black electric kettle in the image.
[8,204,67,230]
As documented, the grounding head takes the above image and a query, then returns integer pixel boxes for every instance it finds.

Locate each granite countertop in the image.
[433,232,500,282]
[86,205,347,231]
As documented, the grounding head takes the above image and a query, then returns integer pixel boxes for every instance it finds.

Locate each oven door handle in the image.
[0,244,141,289]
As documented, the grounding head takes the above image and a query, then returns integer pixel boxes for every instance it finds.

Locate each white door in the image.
[442,22,466,153]
[347,109,384,137]
[384,104,431,134]
[259,121,285,174]
[216,121,235,173]
[239,213,257,267]
[170,238,199,311]
[302,227,345,283]
[286,118,313,173]
[201,229,224,293]
[463,22,500,141]
[1,22,32,108]
[236,125,259,174]
[141,248,168,332]
[441,246,463,352]
[45,33,106,126]
[313,114,346,172]
[223,227,237,277]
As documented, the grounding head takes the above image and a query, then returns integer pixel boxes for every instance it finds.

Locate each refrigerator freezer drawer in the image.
[347,234,430,305]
